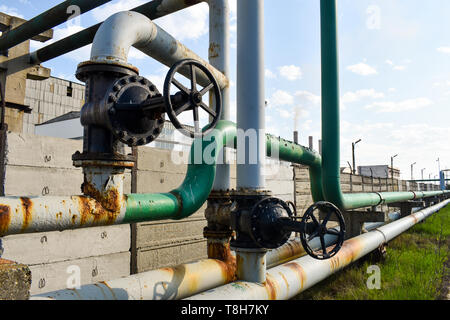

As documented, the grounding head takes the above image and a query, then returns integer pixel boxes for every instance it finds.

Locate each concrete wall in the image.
[0,132,439,294]
[23,77,85,135]
[294,164,440,216]
[132,147,295,273]
[0,132,131,295]
[0,132,295,291]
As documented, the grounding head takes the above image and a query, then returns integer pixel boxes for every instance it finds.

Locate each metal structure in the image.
[0,0,449,300]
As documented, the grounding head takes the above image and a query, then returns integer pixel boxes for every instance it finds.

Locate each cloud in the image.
[30,25,91,62]
[346,62,377,76]
[341,89,385,104]
[437,47,450,54]
[278,65,302,81]
[91,0,209,41]
[365,97,433,113]
[0,5,24,18]
[385,59,408,71]
[265,69,277,79]
[269,90,294,107]
[294,91,321,106]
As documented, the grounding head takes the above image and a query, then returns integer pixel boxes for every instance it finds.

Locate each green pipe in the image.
[0,0,113,52]
[319,0,449,210]
[267,135,324,201]
[124,121,324,222]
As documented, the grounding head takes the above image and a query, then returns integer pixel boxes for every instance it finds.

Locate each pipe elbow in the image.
[90,11,157,65]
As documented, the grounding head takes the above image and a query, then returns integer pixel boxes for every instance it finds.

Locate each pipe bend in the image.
[90,11,158,66]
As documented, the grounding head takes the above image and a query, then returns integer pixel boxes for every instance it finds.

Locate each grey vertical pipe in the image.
[309,136,313,150]
[210,0,231,191]
[236,0,266,190]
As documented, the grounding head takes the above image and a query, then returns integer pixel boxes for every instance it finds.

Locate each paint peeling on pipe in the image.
[29,0,206,64]
[185,200,450,300]
[88,11,228,89]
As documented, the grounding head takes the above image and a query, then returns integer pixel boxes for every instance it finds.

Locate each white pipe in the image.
[90,11,229,89]
[236,0,266,190]
[186,200,450,300]
[209,0,231,191]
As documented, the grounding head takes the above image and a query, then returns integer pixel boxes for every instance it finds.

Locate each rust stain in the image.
[0,205,11,235]
[284,262,306,289]
[100,281,117,300]
[280,272,290,291]
[82,181,122,213]
[71,214,77,225]
[208,43,220,59]
[20,197,33,232]
[264,276,278,300]
[56,211,63,220]
[329,238,364,272]
[77,196,121,227]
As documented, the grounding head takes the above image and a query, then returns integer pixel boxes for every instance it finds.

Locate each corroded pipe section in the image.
[0,195,126,236]
[29,236,339,300]
[186,200,449,300]
[29,0,205,64]
[32,258,236,300]
[88,11,228,89]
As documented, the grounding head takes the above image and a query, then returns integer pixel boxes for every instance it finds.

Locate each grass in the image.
[293,204,450,300]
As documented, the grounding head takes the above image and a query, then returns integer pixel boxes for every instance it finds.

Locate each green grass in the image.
[293,204,450,300]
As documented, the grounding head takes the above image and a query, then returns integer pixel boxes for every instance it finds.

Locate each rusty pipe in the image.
[186,199,450,300]
[87,11,228,89]
[30,234,340,300]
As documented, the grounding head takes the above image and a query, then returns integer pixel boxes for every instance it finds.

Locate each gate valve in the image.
[104,59,222,146]
[244,198,346,260]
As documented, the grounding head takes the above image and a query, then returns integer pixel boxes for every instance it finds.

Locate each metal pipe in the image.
[319,0,450,210]
[0,121,325,236]
[210,0,231,191]
[31,234,339,300]
[0,0,113,52]
[236,0,266,190]
[186,199,450,300]
[29,0,206,64]
[88,11,228,89]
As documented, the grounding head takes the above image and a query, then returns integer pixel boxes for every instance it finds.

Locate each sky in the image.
[1,0,450,180]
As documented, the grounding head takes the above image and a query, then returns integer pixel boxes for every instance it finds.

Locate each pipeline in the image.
[87,11,228,89]
[31,234,339,300]
[32,200,448,300]
[318,0,450,210]
[29,0,206,65]
[0,121,323,237]
[185,199,450,300]
[0,0,113,52]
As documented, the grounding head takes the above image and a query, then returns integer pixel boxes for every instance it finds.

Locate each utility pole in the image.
[352,139,361,175]
[421,168,425,180]
[410,162,416,180]
[391,154,398,189]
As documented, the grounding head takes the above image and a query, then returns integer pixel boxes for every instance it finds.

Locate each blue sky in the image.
[2,0,450,180]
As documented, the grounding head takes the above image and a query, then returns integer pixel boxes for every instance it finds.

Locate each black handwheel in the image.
[164,59,222,138]
[299,201,346,260]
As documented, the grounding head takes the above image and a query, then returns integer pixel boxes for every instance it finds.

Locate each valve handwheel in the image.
[164,59,222,138]
[299,201,346,260]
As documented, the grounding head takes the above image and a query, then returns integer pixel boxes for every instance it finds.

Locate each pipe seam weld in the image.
[374,192,384,206]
